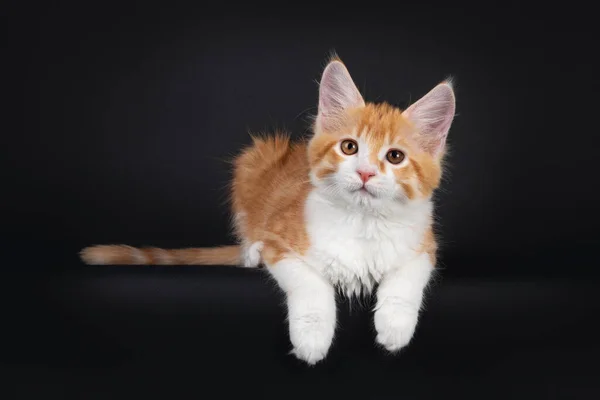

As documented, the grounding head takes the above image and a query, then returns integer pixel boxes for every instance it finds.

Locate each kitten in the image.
[80,57,456,365]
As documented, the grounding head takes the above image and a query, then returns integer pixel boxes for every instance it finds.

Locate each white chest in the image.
[303,192,431,297]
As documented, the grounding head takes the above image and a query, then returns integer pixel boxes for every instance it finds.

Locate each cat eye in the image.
[340,139,358,155]
[386,149,406,164]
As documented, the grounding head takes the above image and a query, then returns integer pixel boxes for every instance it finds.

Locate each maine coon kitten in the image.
[81,57,456,365]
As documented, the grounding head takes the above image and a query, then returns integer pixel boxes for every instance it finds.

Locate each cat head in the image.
[307,57,456,210]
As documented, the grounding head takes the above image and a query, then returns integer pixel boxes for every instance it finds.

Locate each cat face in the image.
[308,59,455,209]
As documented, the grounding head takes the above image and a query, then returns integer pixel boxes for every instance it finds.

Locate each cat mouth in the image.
[357,186,375,196]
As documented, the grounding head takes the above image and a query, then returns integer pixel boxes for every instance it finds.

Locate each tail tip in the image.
[79,245,109,265]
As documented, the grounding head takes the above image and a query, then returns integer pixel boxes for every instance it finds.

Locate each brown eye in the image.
[386,149,406,164]
[340,139,358,155]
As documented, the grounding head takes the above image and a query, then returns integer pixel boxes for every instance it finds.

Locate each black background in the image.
[3,2,600,398]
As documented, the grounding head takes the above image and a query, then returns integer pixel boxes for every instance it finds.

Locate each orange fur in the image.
[80,245,240,265]
[309,102,444,203]
[231,134,311,265]
[80,61,447,268]
[420,227,438,265]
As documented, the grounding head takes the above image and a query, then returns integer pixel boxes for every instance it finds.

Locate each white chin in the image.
[351,189,379,203]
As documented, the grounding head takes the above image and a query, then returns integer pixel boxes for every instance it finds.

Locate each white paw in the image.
[289,313,335,365]
[242,241,263,268]
[374,300,419,352]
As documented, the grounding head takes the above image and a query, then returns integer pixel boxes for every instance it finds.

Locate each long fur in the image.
[80,245,240,265]
[79,56,456,366]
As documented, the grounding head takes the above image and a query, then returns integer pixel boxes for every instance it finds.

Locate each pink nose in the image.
[357,170,376,183]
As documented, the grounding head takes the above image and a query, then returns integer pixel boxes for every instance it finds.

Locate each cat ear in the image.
[316,60,365,132]
[403,82,456,157]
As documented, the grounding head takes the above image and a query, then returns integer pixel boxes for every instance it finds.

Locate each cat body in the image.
[233,133,435,296]
[81,57,456,365]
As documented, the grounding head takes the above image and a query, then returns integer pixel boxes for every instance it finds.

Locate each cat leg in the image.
[374,253,433,352]
[241,241,263,267]
[267,257,336,365]
[234,212,263,268]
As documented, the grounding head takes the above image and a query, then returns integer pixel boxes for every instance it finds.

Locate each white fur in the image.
[267,257,336,365]
[264,139,434,364]
[258,63,452,365]
[235,212,263,268]
[303,191,432,298]
[242,241,263,268]
[311,135,419,207]
[374,253,433,351]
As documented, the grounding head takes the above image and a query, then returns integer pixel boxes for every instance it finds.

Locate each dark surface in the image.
[3,265,600,398]
[3,2,600,398]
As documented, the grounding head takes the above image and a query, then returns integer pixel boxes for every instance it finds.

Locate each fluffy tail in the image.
[80,244,241,266]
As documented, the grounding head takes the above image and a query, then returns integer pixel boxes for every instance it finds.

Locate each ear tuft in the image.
[402,82,456,156]
[316,60,365,132]
[325,49,342,64]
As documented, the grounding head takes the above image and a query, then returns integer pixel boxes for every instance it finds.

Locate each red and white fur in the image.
[81,57,456,365]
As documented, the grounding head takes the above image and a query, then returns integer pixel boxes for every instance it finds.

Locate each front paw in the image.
[374,301,419,353]
[289,313,335,365]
